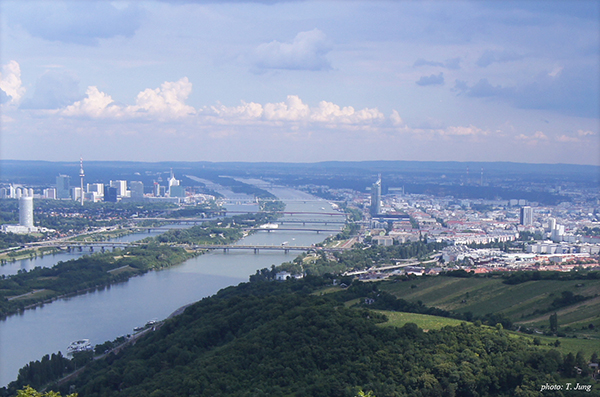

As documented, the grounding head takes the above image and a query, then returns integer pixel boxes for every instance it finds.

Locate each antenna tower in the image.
[79,157,85,205]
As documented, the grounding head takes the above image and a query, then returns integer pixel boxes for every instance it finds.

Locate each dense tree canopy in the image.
[40,278,597,397]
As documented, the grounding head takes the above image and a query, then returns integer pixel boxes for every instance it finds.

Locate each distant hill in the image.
[1,159,598,185]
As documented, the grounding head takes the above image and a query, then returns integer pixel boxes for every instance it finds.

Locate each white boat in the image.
[67,339,93,354]
[259,223,279,229]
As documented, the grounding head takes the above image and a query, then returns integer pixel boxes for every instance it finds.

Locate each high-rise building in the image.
[370,175,381,217]
[547,217,557,232]
[520,206,533,226]
[130,181,144,201]
[19,194,34,228]
[44,188,57,199]
[71,187,82,202]
[104,186,118,202]
[110,180,128,197]
[87,183,104,196]
[167,169,180,197]
[56,175,71,199]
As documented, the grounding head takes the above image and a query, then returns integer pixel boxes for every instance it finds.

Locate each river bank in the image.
[0,193,341,387]
[0,211,286,318]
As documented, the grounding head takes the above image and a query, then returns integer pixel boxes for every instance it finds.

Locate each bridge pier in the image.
[254,248,258,254]
[67,246,71,252]
[284,249,289,254]
[78,246,83,252]
[89,247,94,252]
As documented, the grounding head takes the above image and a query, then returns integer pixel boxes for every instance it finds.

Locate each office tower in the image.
[520,206,533,226]
[167,169,180,197]
[104,186,118,202]
[19,194,34,228]
[87,183,104,196]
[370,175,381,216]
[44,188,57,199]
[110,180,128,197]
[71,187,82,202]
[153,182,161,197]
[548,217,556,232]
[130,181,144,201]
[56,175,71,199]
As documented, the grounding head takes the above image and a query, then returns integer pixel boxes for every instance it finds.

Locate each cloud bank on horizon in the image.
[0,0,598,165]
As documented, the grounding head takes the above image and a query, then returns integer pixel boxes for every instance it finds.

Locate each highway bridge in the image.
[190,244,349,254]
[23,240,349,254]
[130,218,346,226]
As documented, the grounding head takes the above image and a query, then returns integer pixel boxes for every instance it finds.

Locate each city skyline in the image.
[1,0,599,165]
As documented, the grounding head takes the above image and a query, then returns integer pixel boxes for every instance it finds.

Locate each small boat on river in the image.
[67,339,93,354]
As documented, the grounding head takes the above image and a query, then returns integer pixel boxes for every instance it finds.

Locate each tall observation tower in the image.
[79,157,85,205]
[370,174,381,217]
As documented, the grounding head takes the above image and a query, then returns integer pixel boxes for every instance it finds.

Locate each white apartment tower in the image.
[19,193,34,228]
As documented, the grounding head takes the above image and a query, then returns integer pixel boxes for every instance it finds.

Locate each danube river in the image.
[0,188,343,387]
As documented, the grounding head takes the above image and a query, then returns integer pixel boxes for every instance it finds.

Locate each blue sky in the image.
[1,0,599,165]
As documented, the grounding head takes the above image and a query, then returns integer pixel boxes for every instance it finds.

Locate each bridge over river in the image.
[23,240,350,254]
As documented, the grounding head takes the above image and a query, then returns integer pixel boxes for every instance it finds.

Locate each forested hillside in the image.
[25,277,596,397]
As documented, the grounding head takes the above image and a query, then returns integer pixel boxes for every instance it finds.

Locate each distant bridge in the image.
[191,244,349,254]
[23,240,349,254]
[129,217,346,226]
[250,227,340,233]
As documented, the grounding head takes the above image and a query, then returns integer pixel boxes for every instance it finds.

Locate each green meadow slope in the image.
[379,275,600,335]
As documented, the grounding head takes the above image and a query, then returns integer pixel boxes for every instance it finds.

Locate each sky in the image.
[1,0,599,165]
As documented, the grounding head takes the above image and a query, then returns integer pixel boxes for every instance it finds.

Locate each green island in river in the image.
[0,210,282,318]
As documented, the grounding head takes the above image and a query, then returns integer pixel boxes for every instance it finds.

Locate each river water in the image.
[0,230,167,278]
[0,187,343,386]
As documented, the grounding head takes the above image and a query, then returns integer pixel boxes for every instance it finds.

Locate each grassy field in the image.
[7,289,54,301]
[376,310,599,360]
[379,275,600,334]
[376,310,466,330]
[522,333,600,359]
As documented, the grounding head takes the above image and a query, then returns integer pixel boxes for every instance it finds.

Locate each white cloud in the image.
[60,86,121,118]
[0,61,26,105]
[203,95,384,126]
[58,78,195,119]
[208,101,264,120]
[578,129,597,136]
[264,95,310,121]
[125,78,195,119]
[390,110,403,126]
[252,29,332,71]
[515,130,548,145]
[548,66,563,78]
[310,101,384,124]
[441,125,486,136]
[557,134,579,142]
